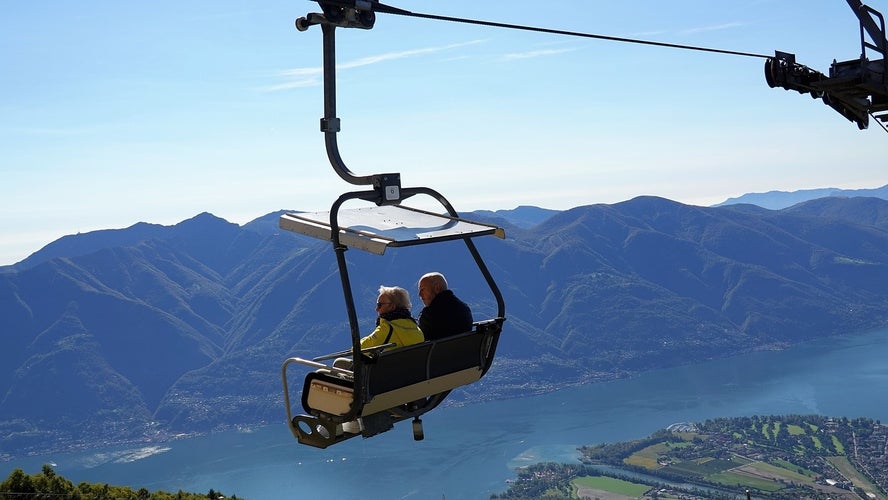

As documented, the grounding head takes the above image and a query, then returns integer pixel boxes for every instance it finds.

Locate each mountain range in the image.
[714,183,888,210]
[2,193,888,457]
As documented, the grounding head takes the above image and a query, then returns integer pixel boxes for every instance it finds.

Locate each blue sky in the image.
[2,0,886,265]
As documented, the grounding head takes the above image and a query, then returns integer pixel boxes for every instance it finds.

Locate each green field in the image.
[708,471,784,492]
[749,460,812,483]
[572,476,650,497]
[787,424,805,435]
[668,457,736,476]
[772,458,817,479]
[623,443,669,469]
[826,456,886,500]
[831,434,845,454]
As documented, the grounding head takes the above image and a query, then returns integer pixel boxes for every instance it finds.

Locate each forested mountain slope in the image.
[2,197,887,456]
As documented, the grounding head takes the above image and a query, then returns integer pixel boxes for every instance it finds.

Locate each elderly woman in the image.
[360,285,424,349]
[326,285,424,437]
[330,285,424,374]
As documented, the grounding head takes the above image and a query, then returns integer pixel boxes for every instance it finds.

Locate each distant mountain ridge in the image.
[470,205,561,229]
[714,183,888,210]
[2,196,888,457]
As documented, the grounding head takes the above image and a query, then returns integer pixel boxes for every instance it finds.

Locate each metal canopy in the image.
[279,205,506,255]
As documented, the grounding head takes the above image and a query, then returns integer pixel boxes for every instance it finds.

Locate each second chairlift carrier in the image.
[279,0,507,449]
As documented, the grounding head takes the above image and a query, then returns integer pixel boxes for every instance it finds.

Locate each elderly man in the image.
[417,272,473,341]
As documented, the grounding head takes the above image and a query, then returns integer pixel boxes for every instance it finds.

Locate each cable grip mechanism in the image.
[296,0,378,31]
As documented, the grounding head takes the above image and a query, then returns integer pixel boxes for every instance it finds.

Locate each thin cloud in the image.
[265,40,485,92]
[503,47,575,60]
[4,126,97,136]
[630,30,668,38]
[263,68,323,91]
[680,22,747,35]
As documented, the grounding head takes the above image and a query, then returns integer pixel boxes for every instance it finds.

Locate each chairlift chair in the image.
[280,0,507,449]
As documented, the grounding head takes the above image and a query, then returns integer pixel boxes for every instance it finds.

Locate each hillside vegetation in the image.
[0,464,243,499]
[495,415,887,499]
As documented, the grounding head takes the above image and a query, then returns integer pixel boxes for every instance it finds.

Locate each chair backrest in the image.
[367,341,433,394]
[301,318,503,418]
[368,318,502,396]
[427,330,487,378]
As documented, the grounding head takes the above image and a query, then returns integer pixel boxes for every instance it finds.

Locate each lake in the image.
[5,326,888,499]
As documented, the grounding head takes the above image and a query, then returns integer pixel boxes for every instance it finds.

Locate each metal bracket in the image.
[765,1,888,129]
[296,0,377,31]
[295,1,406,204]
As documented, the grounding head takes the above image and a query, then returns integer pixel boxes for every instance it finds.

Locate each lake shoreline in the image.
[4,326,888,500]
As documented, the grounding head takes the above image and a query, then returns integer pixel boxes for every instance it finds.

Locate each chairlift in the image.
[280,0,506,449]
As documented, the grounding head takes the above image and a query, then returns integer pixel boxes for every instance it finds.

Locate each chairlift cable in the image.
[380,4,886,133]
[382,6,771,60]
[305,2,886,130]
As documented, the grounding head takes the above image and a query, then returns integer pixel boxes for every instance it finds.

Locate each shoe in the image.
[316,423,347,438]
[341,419,362,434]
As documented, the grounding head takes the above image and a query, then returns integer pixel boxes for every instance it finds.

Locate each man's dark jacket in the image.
[418,290,473,341]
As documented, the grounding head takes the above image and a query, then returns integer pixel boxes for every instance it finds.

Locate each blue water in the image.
[5,327,888,499]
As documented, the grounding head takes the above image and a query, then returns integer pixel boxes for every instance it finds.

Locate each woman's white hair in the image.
[379,285,411,309]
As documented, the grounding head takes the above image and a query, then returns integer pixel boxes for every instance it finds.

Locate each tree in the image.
[0,468,36,495]
[34,464,75,496]
[1,468,240,500]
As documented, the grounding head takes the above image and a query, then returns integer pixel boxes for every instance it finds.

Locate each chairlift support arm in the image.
[297,1,406,206]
